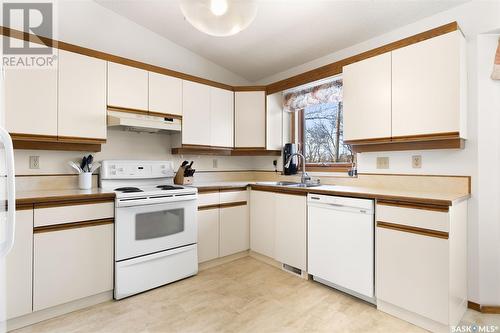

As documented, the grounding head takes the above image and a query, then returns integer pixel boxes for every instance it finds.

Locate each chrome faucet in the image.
[285,152,311,184]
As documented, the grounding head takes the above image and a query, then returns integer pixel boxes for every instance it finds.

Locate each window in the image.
[284,77,353,172]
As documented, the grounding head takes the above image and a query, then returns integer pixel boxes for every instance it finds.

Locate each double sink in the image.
[256,181,321,188]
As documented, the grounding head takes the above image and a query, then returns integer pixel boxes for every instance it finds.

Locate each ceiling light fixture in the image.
[180,0,258,37]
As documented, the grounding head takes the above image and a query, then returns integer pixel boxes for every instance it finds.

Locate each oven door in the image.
[115,198,197,261]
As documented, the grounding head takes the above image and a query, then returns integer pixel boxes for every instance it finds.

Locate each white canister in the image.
[78,172,93,190]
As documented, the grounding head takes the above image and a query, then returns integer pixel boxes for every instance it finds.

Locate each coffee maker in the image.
[283,143,298,175]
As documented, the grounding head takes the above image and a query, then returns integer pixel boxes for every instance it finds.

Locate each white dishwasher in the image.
[307,194,375,303]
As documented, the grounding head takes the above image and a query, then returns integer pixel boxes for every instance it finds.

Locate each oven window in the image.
[135,208,184,240]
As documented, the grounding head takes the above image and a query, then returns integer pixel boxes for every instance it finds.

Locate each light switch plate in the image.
[376,157,389,169]
[29,156,40,169]
[412,155,422,168]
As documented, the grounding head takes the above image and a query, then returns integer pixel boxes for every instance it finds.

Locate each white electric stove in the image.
[100,160,198,300]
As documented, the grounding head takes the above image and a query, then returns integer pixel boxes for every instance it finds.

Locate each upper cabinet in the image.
[148,72,182,116]
[58,50,107,140]
[182,80,211,146]
[4,38,58,136]
[392,31,466,138]
[107,62,148,111]
[266,92,283,150]
[343,53,392,142]
[210,87,234,148]
[235,91,266,148]
[343,30,466,151]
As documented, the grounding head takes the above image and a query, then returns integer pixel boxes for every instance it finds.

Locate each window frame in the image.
[292,107,353,173]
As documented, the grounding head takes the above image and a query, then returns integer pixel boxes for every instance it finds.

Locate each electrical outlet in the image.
[29,156,40,169]
[376,157,389,169]
[212,159,218,168]
[412,155,422,168]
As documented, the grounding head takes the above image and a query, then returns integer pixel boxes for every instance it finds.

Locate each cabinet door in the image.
[250,190,275,258]
[392,31,463,137]
[58,50,107,140]
[275,194,306,270]
[219,204,249,257]
[107,62,148,111]
[148,72,182,116]
[343,52,392,141]
[182,80,211,145]
[4,40,57,136]
[210,87,234,148]
[376,226,449,325]
[33,224,113,311]
[235,91,266,148]
[5,210,33,320]
[197,208,219,263]
[266,92,283,150]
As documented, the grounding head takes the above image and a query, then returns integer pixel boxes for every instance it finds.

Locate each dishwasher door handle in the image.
[308,202,373,214]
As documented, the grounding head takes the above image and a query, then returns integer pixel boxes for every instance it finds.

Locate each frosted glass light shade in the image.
[180,0,258,37]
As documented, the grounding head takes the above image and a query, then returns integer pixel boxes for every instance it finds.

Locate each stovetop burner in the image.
[156,185,184,190]
[114,187,144,193]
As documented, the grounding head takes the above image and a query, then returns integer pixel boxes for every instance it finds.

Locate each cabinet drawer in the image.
[33,224,113,311]
[220,190,248,204]
[197,192,220,207]
[376,203,449,232]
[34,202,114,227]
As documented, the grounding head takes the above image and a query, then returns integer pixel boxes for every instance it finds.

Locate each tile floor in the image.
[13,257,500,333]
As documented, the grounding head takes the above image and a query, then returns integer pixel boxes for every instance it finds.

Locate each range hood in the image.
[107,110,181,134]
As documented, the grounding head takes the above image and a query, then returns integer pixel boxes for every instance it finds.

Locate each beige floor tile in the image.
[12,257,497,333]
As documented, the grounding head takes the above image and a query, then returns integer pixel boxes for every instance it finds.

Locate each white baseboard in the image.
[7,291,113,332]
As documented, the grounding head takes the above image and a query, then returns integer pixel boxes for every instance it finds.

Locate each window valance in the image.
[283,80,342,113]
[493,38,500,80]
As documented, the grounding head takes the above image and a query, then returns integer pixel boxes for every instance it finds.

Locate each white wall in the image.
[255,1,500,305]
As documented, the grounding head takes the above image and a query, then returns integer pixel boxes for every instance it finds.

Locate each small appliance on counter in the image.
[283,143,298,175]
[175,160,195,185]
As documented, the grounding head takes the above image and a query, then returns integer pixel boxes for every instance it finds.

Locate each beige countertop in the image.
[191,181,469,207]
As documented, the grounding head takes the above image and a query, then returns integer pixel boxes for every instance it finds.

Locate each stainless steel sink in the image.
[256,181,321,188]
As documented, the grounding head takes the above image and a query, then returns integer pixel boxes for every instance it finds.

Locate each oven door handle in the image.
[118,244,197,266]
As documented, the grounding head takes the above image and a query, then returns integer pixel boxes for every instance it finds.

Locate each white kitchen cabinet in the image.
[148,72,182,116]
[274,193,306,271]
[343,52,392,141]
[4,39,57,136]
[392,31,466,138]
[235,91,266,148]
[210,87,234,148]
[219,204,249,257]
[377,226,449,325]
[250,190,275,258]
[266,92,283,150]
[107,62,148,111]
[197,208,220,263]
[376,200,468,332]
[33,224,114,311]
[5,209,33,320]
[182,80,211,145]
[58,50,107,140]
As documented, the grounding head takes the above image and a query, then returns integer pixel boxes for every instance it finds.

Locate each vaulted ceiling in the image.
[97,0,467,82]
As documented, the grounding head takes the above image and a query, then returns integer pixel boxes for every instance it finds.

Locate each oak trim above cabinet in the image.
[11,133,104,152]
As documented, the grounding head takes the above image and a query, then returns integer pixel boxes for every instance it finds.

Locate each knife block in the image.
[174,167,193,185]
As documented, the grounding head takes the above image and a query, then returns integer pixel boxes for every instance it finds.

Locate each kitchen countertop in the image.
[191,181,470,207]
[16,188,115,206]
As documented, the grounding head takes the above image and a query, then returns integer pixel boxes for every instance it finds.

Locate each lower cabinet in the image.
[375,200,468,332]
[274,193,306,271]
[197,208,220,263]
[33,223,114,311]
[197,190,250,263]
[5,209,33,320]
[220,204,249,257]
[249,190,276,258]
[250,190,307,271]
